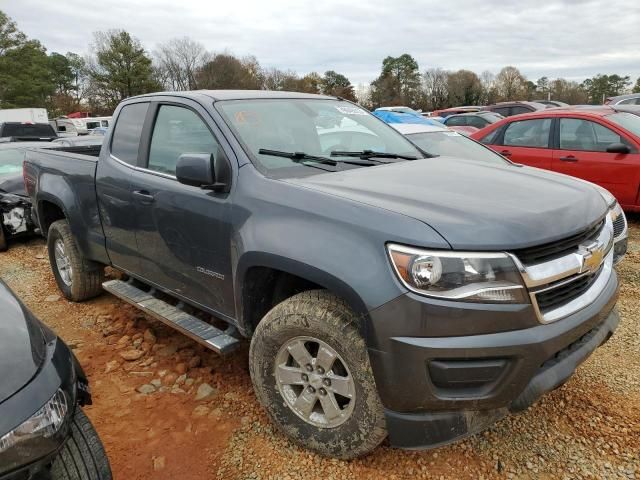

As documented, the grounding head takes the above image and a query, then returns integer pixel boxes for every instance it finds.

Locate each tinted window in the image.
[503,118,551,148]
[111,102,149,165]
[559,118,624,152]
[510,106,531,116]
[492,107,510,117]
[1,123,55,137]
[445,116,466,126]
[148,105,219,176]
[406,131,508,165]
[0,149,25,176]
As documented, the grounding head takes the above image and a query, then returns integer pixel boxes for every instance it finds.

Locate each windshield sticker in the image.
[335,106,368,116]
[234,111,261,125]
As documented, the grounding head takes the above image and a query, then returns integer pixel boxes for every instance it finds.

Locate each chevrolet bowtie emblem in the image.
[579,242,604,274]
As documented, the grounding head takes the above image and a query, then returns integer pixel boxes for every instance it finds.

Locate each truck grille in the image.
[535,267,603,313]
[514,219,604,264]
[613,214,625,238]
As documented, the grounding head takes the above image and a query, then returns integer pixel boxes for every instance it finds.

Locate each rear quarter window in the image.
[110,103,149,165]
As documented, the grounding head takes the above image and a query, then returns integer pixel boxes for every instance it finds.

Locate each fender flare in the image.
[234,251,370,336]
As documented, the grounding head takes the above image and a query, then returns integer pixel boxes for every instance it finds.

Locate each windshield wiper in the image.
[330,149,418,160]
[258,148,378,168]
[259,148,338,166]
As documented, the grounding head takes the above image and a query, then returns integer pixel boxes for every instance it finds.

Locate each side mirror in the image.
[176,153,217,188]
[606,142,630,154]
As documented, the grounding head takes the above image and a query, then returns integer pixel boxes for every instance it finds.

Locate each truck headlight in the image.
[0,389,68,454]
[387,244,528,303]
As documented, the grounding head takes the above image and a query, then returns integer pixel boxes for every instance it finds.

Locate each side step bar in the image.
[103,279,240,354]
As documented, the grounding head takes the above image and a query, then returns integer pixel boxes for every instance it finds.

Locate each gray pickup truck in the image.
[23,90,628,459]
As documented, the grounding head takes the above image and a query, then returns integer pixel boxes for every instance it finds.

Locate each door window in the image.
[503,118,551,148]
[148,105,219,176]
[111,102,149,165]
[510,106,531,116]
[558,118,623,152]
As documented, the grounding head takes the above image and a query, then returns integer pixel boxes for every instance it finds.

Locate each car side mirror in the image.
[606,142,630,154]
[176,153,228,192]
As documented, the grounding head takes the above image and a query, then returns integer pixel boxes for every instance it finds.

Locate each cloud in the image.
[6,0,640,84]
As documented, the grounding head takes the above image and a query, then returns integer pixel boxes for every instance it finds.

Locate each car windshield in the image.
[607,112,640,137]
[216,99,424,173]
[405,131,509,165]
[0,148,25,176]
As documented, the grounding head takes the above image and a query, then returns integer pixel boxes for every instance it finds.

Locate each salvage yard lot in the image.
[1,216,639,480]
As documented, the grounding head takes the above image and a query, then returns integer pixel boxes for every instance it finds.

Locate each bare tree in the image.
[479,70,498,104]
[154,37,209,91]
[494,66,528,101]
[422,68,448,110]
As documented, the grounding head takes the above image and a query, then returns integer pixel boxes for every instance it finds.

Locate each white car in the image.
[390,123,510,163]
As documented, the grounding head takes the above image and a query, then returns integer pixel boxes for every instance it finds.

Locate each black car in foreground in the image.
[0,280,111,480]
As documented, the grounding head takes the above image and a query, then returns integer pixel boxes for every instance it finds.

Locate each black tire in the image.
[50,407,112,480]
[0,224,7,252]
[48,220,104,301]
[249,290,387,459]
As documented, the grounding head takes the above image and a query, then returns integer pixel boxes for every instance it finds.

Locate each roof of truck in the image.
[130,90,339,101]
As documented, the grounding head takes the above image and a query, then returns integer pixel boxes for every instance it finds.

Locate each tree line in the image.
[1,10,639,117]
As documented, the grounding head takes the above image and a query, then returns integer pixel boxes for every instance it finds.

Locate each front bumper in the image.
[0,336,87,479]
[367,262,619,449]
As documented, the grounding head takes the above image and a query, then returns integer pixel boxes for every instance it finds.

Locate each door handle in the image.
[132,190,155,204]
[500,150,512,157]
[559,155,578,162]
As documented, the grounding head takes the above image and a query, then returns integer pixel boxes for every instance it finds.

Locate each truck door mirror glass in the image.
[606,142,630,154]
[176,153,215,187]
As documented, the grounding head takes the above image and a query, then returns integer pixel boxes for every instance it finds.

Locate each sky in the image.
[4,0,640,85]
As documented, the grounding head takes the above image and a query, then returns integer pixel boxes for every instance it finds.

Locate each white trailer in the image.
[0,108,48,124]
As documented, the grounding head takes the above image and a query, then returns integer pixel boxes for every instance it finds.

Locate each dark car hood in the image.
[284,157,608,250]
[0,174,26,196]
[0,281,47,403]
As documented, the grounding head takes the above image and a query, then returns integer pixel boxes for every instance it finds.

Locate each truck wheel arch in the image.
[235,253,370,337]
[37,196,67,235]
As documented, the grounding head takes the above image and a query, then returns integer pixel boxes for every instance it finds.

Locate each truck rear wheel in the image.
[249,290,387,459]
[48,220,104,302]
[50,407,112,480]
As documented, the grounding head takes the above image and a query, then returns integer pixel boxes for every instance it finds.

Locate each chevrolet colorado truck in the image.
[23,90,628,459]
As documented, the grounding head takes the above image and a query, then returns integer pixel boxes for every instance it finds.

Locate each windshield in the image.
[607,112,640,137]
[216,99,424,173]
[0,149,25,176]
[406,131,509,165]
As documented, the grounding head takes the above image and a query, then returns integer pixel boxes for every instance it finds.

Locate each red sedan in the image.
[470,106,640,211]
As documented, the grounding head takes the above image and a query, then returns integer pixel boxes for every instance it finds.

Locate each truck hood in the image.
[0,280,47,403]
[284,157,608,250]
[0,174,27,196]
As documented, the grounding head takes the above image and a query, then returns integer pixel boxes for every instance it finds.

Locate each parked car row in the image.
[471,105,640,212]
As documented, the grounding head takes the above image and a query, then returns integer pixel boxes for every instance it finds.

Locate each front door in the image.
[128,101,235,317]
[552,117,640,206]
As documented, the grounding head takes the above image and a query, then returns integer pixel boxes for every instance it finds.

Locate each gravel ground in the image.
[0,214,638,479]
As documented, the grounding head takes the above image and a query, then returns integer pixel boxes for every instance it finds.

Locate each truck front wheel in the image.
[48,220,104,302]
[249,290,387,459]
